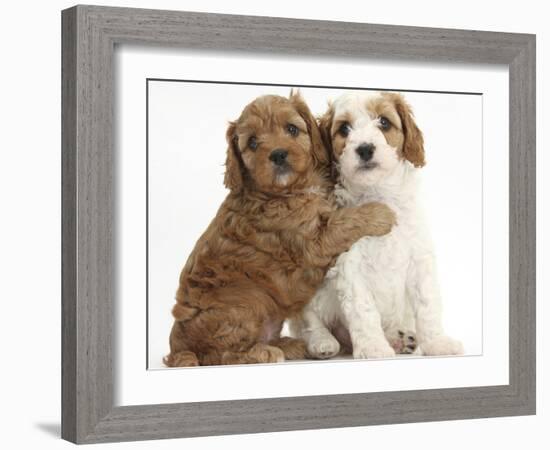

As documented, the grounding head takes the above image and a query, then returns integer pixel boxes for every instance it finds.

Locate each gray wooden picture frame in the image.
[61,4,536,444]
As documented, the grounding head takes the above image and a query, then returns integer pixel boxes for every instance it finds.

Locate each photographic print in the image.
[62,7,535,442]
[147,80,482,369]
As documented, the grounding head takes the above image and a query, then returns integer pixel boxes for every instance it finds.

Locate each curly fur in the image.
[164,91,396,367]
[291,91,464,360]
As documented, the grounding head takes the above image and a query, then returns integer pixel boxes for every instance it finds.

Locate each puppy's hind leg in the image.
[407,256,464,356]
[165,320,200,367]
[385,329,418,355]
[218,344,285,365]
[163,351,199,367]
[270,336,307,360]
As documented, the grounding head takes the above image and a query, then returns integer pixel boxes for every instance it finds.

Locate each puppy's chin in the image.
[274,173,292,187]
[251,166,297,192]
[356,162,379,172]
[272,166,297,189]
[341,162,386,189]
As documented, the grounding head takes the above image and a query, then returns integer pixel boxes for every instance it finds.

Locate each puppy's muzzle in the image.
[356,143,375,162]
[269,149,289,166]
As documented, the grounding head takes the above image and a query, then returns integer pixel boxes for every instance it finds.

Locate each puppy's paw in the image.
[275,337,307,360]
[356,202,397,237]
[353,338,396,360]
[163,351,199,367]
[307,332,341,359]
[386,329,418,354]
[420,335,464,356]
[249,343,286,363]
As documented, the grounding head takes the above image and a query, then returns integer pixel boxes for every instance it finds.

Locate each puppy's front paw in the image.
[420,335,464,356]
[307,332,341,359]
[357,202,396,237]
[353,338,396,360]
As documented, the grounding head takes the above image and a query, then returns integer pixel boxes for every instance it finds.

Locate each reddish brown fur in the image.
[164,92,396,367]
[380,93,425,167]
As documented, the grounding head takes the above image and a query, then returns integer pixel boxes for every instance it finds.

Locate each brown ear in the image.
[318,103,336,181]
[224,121,244,191]
[318,102,334,155]
[289,90,330,170]
[390,93,425,168]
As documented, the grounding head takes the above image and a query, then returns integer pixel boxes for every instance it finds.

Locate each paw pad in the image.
[389,330,417,354]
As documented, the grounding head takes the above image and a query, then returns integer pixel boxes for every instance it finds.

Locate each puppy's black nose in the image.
[269,149,288,166]
[356,143,375,161]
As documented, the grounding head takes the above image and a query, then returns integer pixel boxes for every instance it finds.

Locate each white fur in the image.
[291,92,463,359]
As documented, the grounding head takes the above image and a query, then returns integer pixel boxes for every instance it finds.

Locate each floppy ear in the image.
[224,121,245,191]
[392,94,425,168]
[318,102,334,155]
[318,103,336,181]
[289,89,330,170]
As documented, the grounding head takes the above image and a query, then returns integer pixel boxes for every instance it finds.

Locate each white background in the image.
[148,82,484,369]
[0,0,546,449]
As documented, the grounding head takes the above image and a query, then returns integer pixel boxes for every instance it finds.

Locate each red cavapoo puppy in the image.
[164,91,395,366]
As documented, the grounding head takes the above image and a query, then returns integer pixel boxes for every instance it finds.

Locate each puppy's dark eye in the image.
[379,116,391,130]
[287,123,299,137]
[338,122,351,137]
[248,136,258,151]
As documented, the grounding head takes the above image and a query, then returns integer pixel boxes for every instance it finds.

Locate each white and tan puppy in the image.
[291,91,464,359]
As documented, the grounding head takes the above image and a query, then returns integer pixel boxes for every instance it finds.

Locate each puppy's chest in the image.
[354,210,418,270]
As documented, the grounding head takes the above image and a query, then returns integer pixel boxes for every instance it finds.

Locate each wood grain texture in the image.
[62,5,114,442]
[61,4,536,444]
[508,36,536,409]
[61,7,77,443]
